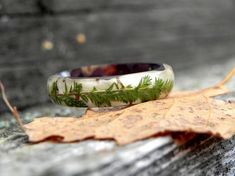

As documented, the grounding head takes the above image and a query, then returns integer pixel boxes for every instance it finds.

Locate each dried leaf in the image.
[25,110,122,142]
[95,95,235,144]
[2,68,235,145]
[24,94,235,144]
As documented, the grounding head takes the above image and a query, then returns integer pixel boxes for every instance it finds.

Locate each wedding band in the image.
[47,63,174,108]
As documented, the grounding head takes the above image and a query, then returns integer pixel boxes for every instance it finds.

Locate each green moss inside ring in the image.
[47,63,174,108]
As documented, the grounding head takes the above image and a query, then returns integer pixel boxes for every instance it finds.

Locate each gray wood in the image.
[1,0,235,112]
[0,0,39,14]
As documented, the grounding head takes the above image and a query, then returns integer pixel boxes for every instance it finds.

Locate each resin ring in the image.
[47,63,174,108]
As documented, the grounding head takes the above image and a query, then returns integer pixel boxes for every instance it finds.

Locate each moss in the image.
[49,76,173,107]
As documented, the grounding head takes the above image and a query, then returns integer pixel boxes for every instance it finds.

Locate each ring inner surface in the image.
[69,63,164,78]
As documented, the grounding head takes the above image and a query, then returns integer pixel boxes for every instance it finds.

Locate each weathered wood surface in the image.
[0,59,235,176]
[1,1,235,175]
[1,0,235,112]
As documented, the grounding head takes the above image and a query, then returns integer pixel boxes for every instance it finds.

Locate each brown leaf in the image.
[95,95,235,144]
[2,68,235,145]
[25,110,124,142]
[24,93,235,145]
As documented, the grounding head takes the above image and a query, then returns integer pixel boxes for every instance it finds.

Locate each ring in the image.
[47,63,174,108]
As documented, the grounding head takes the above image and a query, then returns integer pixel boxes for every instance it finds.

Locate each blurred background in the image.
[0,0,235,112]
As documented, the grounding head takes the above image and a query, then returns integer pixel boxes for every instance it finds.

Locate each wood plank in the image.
[0,0,39,14]
[1,1,235,112]
[0,0,234,14]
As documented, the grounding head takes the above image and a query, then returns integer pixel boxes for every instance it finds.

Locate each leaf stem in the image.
[215,67,235,87]
[0,81,25,131]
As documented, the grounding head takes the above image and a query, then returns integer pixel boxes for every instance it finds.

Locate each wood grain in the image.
[0,0,235,112]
